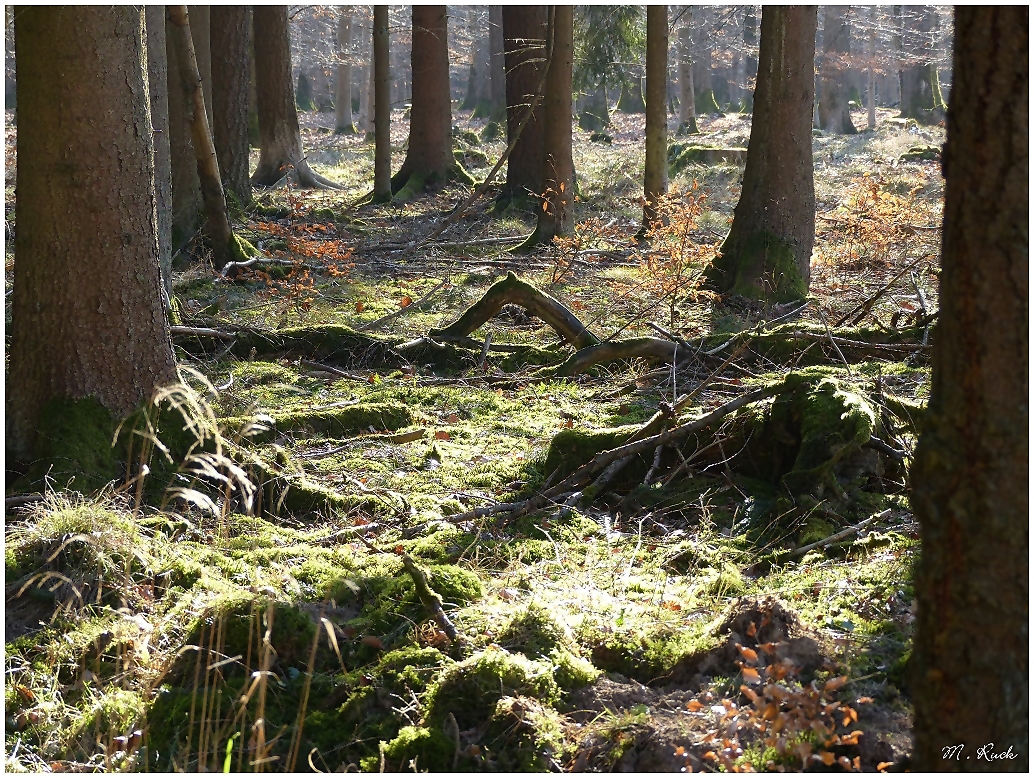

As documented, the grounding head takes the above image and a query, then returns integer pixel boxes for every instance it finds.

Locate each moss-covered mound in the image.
[223,401,413,443]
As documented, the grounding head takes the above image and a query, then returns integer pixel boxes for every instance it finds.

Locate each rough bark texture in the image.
[335,9,354,134]
[145,6,173,301]
[818,6,857,134]
[9,6,177,461]
[642,6,668,230]
[910,7,1028,771]
[392,6,456,195]
[211,5,252,203]
[252,6,340,189]
[677,24,698,134]
[372,6,391,201]
[741,8,758,113]
[522,6,574,249]
[501,6,547,205]
[706,6,816,302]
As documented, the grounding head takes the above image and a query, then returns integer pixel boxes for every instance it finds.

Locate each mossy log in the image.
[551,337,677,376]
[222,402,413,444]
[430,272,599,350]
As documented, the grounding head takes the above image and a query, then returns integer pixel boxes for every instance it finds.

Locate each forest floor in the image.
[4,105,946,772]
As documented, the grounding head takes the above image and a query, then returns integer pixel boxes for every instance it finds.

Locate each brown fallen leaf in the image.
[434,431,451,441]
[400,295,413,308]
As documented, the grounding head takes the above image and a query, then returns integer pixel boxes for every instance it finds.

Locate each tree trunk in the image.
[818,5,857,134]
[499,6,547,207]
[335,9,355,134]
[462,6,479,110]
[642,6,668,231]
[867,22,877,130]
[188,6,212,127]
[910,7,1028,771]
[677,23,698,134]
[578,82,610,132]
[741,7,758,113]
[519,6,574,250]
[211,5,252,203]
[372,6,391,202]
[705,6,816,302]
[145,7,173,305]
[899,6,946,124]
[252,6,341,189]
[472,20,493,118]
[488,5,506,119]
[692,7,719,115]
[8,6,177,466]
[391,6,460,197]
[167,7,202,251]
[167,5,246,272]
[616,70,646,113]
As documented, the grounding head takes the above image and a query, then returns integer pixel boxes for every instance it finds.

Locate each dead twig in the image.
[357,279,450,332]
[786,509,893,560]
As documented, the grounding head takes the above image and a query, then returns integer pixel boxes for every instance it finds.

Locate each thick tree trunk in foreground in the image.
[520,6,574,249]
[145,7,173,303]
[392,6,460,197]
[372,6,391,202]
[335,9,355,134]
[211,5,252,203]
[9,6,177,463]
[818,6,857,134]
[500,6,547,206]
[910,7,1028,770]
[252,6,341,189]
[677,23,698,134]
[642,6,668,231]
[167,5,244,271]
[706,6,816,302]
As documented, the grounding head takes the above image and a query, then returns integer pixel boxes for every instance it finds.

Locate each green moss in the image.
[481,696,565,771]
[222,402,413,443]
[480,120,502,142]
[497,603,572,659]
[425,648,559,729]
[668,143,747,174]
[551,649,601,692]
[15,397,120,492]
[374,725,456,772]
[540,425,637,481]
[708,230,809,302]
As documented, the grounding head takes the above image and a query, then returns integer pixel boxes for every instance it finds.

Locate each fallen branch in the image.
[554,337,677,376]
[170,325,237,341]
[834,255,925,327]
[357,279,450,332]
[785,508,893,560]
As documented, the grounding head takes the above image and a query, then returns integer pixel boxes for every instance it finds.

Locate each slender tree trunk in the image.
[462,6,479,110]
[910,7,1028,771]
[741,7,758,113]
[818,5,857,134]
[488,5,506,119]
[145,7,173,305]
[692,7,719,115]
[391,6,460,197]
[167,6,245,271]
[167,7,202,251]
[899,6,946,124]
[578,82,610,132]
[519,6,574,250]
[372,6,391,202]
[642,6,668,231]
[705,6,816,302]
[252,6,341,189]
[211,5,252,203]
[867,21,877,130]
[335,9,355,134]
[9,6,177,466]
[677,23,698,134]
[472,19,492,118]
[500,6,547,206]
[188,6,212,124]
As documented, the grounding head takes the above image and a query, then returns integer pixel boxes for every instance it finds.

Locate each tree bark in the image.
[705,6,816,302]
[691,7,719,115]
[741,7,758,113]
[9,6,177,463]
[392,6,459,197]
[898,6,946,124]
[211,5,252,203]
[252,6,341,189]
[372,6,391,202]
[910,7,1028,771]
[335,9,355,134]
[166,8,202,250]
[488,6,506,119]
[145,7,173,304]
[188,5,212,127]
[167,6,245,271]
[519,6,574,250]
[818,6,857,134]
[642,6,668,231]
[677,23,698,134]
[616,70,646,113]
[500,6,547,206]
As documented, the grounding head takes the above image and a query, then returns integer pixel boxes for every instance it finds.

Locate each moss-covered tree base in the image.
[706,230,809,303]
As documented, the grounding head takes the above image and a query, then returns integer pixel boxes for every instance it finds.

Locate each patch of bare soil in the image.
[563,597,910,772]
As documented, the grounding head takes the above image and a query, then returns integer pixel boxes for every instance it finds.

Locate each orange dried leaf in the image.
[856,696,874,705]
[839,756,853,770]
[360,635,383,649]
[400,296,413,308]
[746,621,757,637]
[703,751,717,761]
[736,643,759,664]
[817,751,836,766]
[674,746,686,757]
[824,675,848,692]
[435,431,451,441]
[741,666,761,684]
[686,700,704,712]
[877,761,894,772]
[740,685,759,703]
[355,301,365,313]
